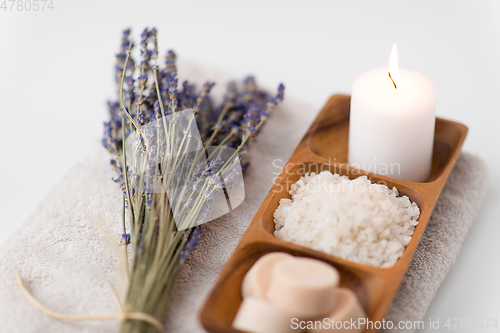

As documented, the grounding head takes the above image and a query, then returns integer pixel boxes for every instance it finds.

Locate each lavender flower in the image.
[180,227,202,263]
[165,50,177,76]
[120,234,131,246]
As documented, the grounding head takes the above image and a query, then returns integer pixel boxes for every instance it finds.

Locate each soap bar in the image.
[232,297,294,333]
[310,288,368,333]
[266,257,340,319]
[241,252,294,299]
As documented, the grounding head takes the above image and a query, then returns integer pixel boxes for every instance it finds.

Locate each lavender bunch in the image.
[102,28,284,333]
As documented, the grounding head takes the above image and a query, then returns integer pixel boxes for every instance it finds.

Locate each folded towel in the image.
[0,61,488,333]
[382,152,488,333]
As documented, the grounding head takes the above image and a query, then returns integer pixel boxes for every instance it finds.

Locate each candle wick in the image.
[388,72,397,89]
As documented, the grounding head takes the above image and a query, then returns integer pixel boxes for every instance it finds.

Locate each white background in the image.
[1,1,499,331]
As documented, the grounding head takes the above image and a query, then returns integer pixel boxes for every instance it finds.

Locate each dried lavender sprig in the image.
[118,39,139,225]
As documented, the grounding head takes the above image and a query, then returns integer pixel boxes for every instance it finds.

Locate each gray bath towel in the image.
[381,152,489,333]
[0,61,489,333]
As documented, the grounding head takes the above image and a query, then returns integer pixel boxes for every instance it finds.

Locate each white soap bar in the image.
[310,288,368,333]
[241,252,294,299]
[232,297,294,333]
[266,257,340,319]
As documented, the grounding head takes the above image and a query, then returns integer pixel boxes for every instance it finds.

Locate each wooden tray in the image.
[200,94,468,333]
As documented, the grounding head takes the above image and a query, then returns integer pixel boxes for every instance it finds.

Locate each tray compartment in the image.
[260,161,425,246]
[308,95,466,183]
[201,242,386,333]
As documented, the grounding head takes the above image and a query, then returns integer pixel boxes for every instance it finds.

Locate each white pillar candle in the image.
[348,44,436,182]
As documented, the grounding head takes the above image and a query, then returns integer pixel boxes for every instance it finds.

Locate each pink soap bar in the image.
[232,297,295,333]
[309,288,368,333]
[266,257,340,319]
[241,252,294,299]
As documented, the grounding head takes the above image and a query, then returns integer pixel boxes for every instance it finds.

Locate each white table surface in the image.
[1,1,499,332]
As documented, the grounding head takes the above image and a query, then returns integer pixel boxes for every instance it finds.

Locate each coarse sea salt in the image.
[273,171,420,268]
